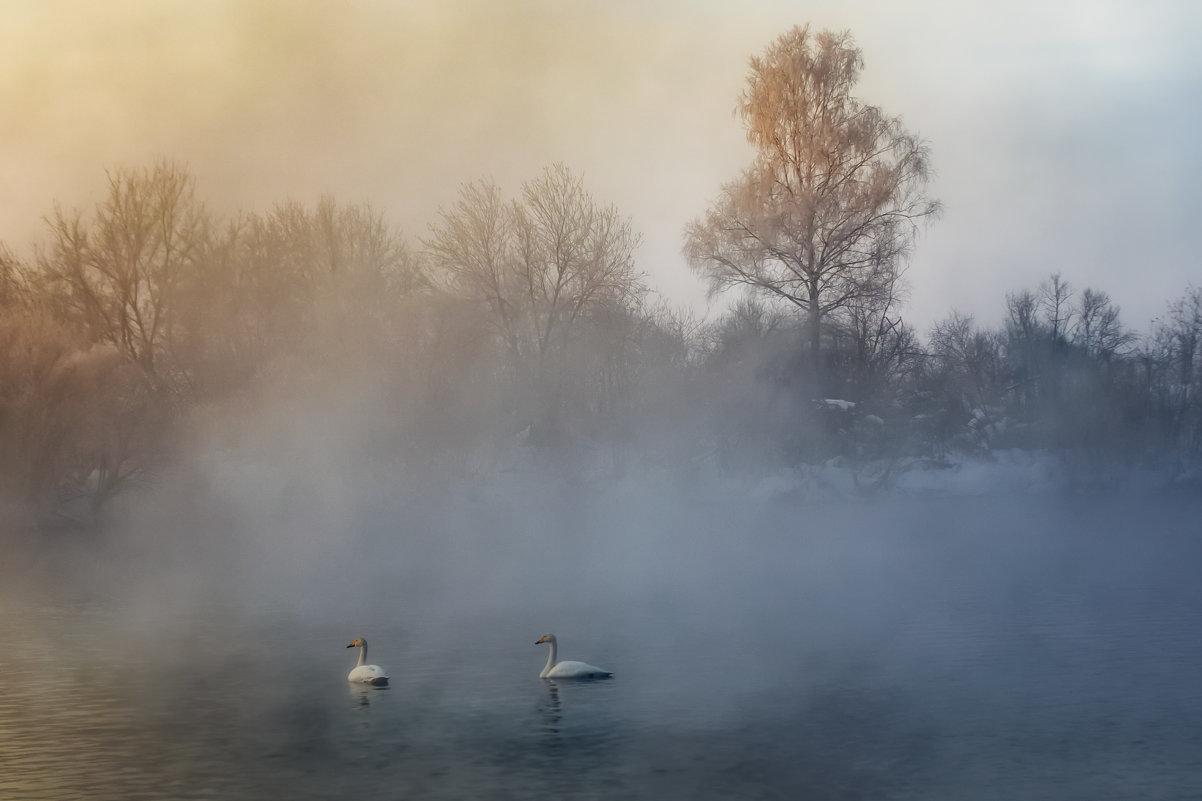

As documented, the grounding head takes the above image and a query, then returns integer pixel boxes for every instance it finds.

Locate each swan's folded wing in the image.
[348,665,390,684]
[546,660,611,678]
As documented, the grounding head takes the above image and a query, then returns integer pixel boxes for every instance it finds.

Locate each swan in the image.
[346,637,389,685]
[536,633,612,679]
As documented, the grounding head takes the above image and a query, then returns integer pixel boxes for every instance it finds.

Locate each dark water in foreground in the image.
[1,494,1201,799]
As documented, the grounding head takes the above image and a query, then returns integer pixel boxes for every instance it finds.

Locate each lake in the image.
[1,491,1200,799]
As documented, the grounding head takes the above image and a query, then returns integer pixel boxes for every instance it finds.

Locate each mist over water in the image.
[3,6,1201,798]
[3,460,1201,799]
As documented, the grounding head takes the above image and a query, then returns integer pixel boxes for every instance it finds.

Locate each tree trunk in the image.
[807,283,822,375]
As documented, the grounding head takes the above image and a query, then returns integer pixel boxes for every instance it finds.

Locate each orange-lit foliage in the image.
[685,25,939,361]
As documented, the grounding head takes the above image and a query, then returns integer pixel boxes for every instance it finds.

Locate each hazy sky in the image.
[3,0,1199,331]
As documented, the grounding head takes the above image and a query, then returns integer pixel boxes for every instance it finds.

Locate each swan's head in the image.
[347,637,367,649]
[536,633,557,645]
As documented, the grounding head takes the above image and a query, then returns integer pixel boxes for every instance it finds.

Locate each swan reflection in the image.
[349,683,387,708]
[541,680,562,732]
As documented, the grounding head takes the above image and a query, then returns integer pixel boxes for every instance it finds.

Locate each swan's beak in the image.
[346,643,355,648]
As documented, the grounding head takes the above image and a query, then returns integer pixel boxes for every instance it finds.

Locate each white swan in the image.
[346,637,389,685]
[536,633,612,679]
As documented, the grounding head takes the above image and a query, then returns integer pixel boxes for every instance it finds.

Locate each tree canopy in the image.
[684,25,940,363]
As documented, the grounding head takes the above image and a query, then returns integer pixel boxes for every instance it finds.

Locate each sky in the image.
[2,0,1199,333]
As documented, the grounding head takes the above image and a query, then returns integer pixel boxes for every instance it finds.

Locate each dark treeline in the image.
[2,27,1200,531]
[1,157,1198,531]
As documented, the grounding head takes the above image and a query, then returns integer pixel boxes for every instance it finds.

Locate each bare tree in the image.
[1148,287,1202,471]
[283,195,422,358]
[684,25,939,363]
[1038,273,1074,343]
[1163,288,1202,395]
[0,244,33,309]
[39,160,206,392]
[422,179,522,361]
[929,311,1008,411]
[173,195,421,396]
[0,305,142,521]
[704,296,787,361]
[425,163,645,376]
[1005,289,1042,342]
[1074,287,1133,361]
[831,264,921,393]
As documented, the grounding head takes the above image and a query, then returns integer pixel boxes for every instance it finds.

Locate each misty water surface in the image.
[2,488,1200,800]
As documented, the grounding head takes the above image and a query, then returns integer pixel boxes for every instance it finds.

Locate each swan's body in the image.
[536,633,611,679]
[346,637,389,686]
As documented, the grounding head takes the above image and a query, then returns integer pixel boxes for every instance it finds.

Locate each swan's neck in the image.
[357,643,368,667]
[541,639,558,678]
